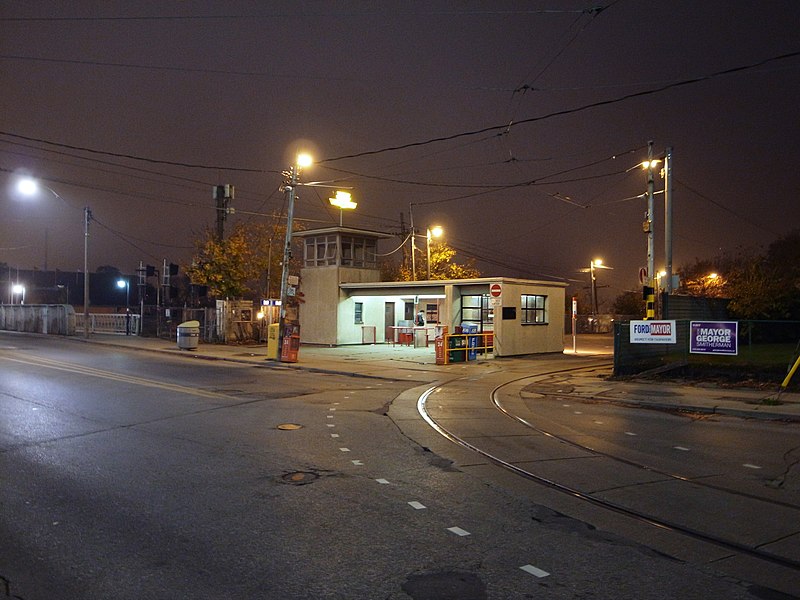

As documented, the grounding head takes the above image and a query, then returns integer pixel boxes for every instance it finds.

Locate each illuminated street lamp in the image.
[277,153,313,361]
[426,225,443,280]
[116,278,132,335]
[11,283,25,304]
[578,258,613,317]
[329,190,357,226]
[16,177,92,338]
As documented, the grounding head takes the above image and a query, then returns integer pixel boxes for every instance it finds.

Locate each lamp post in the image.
[277,153,313,361]
[578,258,612,319]
[425,225,443,280]
[16,177,91,337]
[329,190,357,226]
[117,278,131,335]
[11,283,25,304]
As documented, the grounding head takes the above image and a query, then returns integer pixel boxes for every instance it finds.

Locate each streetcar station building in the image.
[294,226,566,357]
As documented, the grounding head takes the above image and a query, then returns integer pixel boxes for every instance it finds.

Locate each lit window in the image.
[521,294,547,324]
[354,302,364,324]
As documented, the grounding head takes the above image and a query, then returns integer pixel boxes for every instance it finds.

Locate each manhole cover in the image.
[281,471,319,485]
[277,423,303,430]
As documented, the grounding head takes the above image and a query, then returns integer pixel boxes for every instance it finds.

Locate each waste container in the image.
[177,320,200,350]
[266,323,280,360]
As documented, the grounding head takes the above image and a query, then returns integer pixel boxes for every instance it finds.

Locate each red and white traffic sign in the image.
[490,283,502,298]
[638,267,648,285]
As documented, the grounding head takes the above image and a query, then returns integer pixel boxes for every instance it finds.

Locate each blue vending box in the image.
[462,323,478,360]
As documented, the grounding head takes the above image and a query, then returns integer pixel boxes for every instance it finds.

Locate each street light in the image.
[426,225,443,280]
[329,190,357,226]
[11,283,25,304]
[277,153,312,361]
[116,278,131,335]
[16,177,92,338]
[578,258,613,317]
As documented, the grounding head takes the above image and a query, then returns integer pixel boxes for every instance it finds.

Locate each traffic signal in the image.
[146,265,156,277]
[169,263,179,276]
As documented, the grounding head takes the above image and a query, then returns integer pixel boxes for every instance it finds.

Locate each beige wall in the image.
[493,281,565,356]
[300,266,383,345]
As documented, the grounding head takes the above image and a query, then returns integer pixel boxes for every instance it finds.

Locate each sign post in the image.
[572,296,577,353]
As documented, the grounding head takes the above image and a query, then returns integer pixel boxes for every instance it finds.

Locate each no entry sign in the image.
[490,283,502,297]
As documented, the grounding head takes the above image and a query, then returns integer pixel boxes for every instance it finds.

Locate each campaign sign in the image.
[690,321,738,355]
[630,320,676,344]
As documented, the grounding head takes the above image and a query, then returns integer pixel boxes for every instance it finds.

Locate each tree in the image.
[383,238,480,281]
[185,222,295,300]
[674,230,800,320]
[610,290,645,316]
[726,230,800,320]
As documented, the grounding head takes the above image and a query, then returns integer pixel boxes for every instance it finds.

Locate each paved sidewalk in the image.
[73,333,800,422]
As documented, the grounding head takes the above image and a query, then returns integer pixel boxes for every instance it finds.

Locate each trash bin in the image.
[267,323,280,360]
[177,320,200,350]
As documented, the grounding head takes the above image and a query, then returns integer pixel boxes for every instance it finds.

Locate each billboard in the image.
[630,320,676,344]
[690,321,738,355]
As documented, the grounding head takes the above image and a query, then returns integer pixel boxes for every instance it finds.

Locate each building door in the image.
[384,302,395,343]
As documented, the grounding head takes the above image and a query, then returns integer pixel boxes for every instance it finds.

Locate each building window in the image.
[304,235,337,267]
[460,294,492,331]
[521,294,547,324]
[354,302,364,324]
[425,303,439,324]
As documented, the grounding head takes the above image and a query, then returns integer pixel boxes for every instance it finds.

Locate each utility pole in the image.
[83,206,92,338]
[213,185,234,241]
[644,141,656,319]
[409,202,417,281]
[664,147,674,293]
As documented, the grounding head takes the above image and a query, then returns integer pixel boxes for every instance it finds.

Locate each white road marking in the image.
[674,446,690,452]
[408,501,426,510]
[339,447,350,452]
[375,478,390,484]
[351,460,363,466]
[743,463,762,469]
[624,431,637,436]
[326,424,335,427]
[330,434,340,438]
[447,527,470,536]
[520,564,549,578]
[573,411,583,415]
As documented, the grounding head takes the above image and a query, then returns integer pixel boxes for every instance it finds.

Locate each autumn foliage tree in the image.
[387,238,481,281]
[185,222,294,300]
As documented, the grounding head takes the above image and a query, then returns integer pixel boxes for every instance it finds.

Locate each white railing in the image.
[76,313,140,335]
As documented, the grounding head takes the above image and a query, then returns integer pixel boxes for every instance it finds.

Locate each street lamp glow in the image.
[296,153,313,168]
[117,279,126,289]
[592,258,602,267]
[329,191,357,210]
[12,284,24,294]
[425,225,444,280]
[16,178,40,196]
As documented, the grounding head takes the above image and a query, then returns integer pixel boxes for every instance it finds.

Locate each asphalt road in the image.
[1,335,797,599]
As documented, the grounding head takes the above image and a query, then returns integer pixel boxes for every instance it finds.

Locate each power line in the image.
[319,50,800,163]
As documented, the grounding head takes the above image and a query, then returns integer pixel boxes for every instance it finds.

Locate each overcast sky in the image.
[2,1,799,306]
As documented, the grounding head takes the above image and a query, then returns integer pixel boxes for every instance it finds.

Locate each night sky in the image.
[2,1,799,307]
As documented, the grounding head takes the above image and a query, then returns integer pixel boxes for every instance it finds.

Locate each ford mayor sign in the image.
[690,321,738,355]
[630,320,676,344]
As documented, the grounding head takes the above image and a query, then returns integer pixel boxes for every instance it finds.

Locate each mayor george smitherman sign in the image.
[690,321,738,355]
[630,320,676,344]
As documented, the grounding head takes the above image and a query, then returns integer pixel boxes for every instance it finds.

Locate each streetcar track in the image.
[416,363,800,575]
